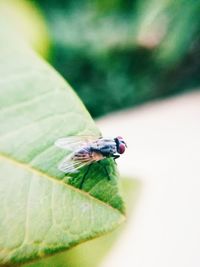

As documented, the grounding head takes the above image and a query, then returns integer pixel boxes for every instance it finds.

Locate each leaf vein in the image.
[0,153,124,215]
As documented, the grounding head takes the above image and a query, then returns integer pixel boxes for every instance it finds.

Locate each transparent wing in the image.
[55,134,101,151]
[58,152,93,173]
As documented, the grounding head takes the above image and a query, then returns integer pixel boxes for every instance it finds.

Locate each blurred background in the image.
[1,0,200,118]
[1,0,200,266]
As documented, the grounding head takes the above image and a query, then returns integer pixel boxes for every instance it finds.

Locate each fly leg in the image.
[79,164,92,189]
[113,154,120,164]
[98,161,111,181]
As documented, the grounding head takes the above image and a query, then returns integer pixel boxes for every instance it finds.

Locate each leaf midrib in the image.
[0,152,125,217]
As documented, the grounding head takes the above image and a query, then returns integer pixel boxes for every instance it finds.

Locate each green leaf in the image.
[0,27,125,266]
[26,178,140,267]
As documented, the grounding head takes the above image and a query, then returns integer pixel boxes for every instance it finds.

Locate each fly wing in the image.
[55,135,101,151]
[58,153,93,173]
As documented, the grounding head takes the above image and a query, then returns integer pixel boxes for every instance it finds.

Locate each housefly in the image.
[55,135,127,188]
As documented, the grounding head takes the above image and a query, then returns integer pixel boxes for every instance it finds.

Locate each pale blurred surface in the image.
[97,91,200,267]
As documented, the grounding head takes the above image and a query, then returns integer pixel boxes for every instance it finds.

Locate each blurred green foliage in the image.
[0,0,50,57]
[32,0,200,117]
[3,0,200,117]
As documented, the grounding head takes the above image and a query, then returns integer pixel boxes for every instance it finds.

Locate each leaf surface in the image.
[0,28,125,266]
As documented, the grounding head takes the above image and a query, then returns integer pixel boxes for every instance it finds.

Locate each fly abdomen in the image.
[73,147,92,161]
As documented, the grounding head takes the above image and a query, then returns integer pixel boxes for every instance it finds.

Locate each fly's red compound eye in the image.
[118,143,125,154]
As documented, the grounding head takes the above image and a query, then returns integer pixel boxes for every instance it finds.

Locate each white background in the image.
[97,91,200,267]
